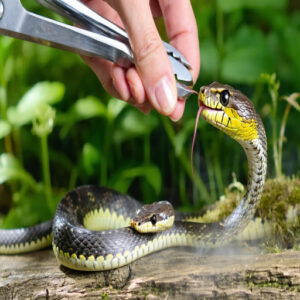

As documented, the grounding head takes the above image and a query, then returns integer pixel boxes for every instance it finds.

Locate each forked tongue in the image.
[191,105,204,177]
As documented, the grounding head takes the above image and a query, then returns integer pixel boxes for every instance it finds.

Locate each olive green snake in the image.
[0,82,268,271]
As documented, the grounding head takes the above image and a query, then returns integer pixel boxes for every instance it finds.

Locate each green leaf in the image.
[200,40,220,79]
[222,26,274,84]
[283,27,300,72]
[142,165,161,195]
[32,103,56,137]
[0,37,15,67]
[7,81,65,126]
[82,143,101,175]
[107,98,128,119]
[0,120,11,139]
[1,205,41,229]
[0,153,37,188]
[109,178,133,195]
[57,96,107,138]
[108,164,161,195]
[18,81,65,110]
[70,96,107,120]
[3,56,14,86]
[114,109,159,144]
[1,190,62,228]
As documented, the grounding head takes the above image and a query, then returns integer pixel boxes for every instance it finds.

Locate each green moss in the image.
[246,271,300,292]
[257,177,300,248]
[246,276,300,291]
[248,281,300,291]
[199,176,300,249]
[101,292,109,300]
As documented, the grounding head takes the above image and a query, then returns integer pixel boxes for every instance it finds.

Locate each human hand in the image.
[81,0,200,121]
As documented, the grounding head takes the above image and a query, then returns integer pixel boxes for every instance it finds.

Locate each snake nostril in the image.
[200,87,205,95]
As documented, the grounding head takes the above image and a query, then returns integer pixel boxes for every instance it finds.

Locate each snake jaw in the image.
[198,83,259,142]
[198,91,232,133]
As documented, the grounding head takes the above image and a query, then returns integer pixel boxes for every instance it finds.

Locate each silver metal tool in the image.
[36,0,193,83]
[0,0,195,98]
[36,0,192,69]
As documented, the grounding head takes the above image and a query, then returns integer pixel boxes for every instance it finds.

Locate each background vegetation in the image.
[0,0,299,228]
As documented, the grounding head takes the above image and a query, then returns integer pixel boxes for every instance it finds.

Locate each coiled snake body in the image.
[0,82,267,271]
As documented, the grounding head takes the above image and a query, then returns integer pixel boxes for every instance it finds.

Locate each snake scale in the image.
[0,82,267,271]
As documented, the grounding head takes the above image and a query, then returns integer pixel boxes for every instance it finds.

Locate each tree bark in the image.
[0,246,299,299]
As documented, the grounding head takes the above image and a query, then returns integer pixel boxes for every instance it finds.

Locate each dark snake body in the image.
[0,82,268,271]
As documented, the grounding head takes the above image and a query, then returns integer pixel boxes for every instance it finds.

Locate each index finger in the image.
[159,0,200,82]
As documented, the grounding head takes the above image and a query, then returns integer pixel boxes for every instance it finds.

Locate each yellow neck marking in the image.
[224,107,258,140]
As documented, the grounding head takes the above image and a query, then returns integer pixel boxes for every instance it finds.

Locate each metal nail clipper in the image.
[0,0,196,98]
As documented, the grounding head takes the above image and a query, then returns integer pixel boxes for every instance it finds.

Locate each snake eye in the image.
[150,214,157,225]
[220,90,230,106]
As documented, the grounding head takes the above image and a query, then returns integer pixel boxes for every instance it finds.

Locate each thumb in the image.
[109,0,177,115]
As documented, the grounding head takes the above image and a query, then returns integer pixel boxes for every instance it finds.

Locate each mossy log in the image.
[0,246,299,299]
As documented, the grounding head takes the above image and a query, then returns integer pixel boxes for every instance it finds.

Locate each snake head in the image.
[198,82,259,142]
[130,201,175,233]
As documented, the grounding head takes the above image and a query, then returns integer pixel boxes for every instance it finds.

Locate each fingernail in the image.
[129,82,138,102]
[170,115,180,122]
[112,78,120,96]
[153,77,177,114]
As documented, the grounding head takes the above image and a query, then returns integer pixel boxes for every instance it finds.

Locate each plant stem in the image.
[4,134,13,154]
[270,87,280,177]
[278,104,291,177]
[144,133,150,164]
[13,129,23,165]
[101,120,113,186]
[213,148,224,196]
[179,167,189,208]
[0,86,13,154]
[161,116,210,205]
[41,134,52,212]
[204,144,217,203]
[68,167,78,191]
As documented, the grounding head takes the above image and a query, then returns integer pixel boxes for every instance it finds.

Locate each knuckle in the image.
[133,31,163,65]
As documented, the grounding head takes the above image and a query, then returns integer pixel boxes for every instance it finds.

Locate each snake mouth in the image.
[199,103,220,117]
[197,96,239,137]
[198,99,226,128]
[198,92,224,114]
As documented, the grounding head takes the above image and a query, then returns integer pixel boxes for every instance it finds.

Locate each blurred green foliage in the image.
[0,0,300,227]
